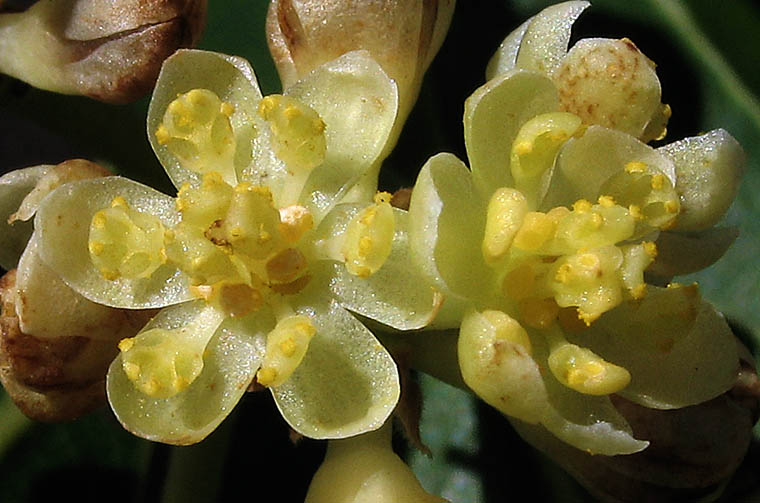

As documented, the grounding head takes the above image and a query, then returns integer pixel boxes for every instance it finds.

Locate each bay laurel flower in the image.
[266,0,456,195]
[305,422,447,503]
[0,160,153,421]
[32,49,440,444]
[407,1,744,455]
[0,0,206,103]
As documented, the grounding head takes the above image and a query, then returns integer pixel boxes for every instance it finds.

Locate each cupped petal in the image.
[147,49,263,189]
[107,301,266,445]
[35,176,191,309]
[0,165,51,270]
[647,226,739,278]
[286,50,399,220]
[464,69,559,198]
[543,125,676,209]
[513,1,590,76]
[485,17,531,80]
[271,298,399,439]
[576,287,739,409]
[408,153,495,303]
[658,129,745,232]
[313,203,442,331]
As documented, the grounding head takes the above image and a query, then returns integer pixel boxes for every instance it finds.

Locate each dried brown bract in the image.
[0,0,207,103]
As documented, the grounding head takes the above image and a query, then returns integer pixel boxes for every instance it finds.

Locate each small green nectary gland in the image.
[256,314,316,387]
[155,89,237,183]
[547,342,630,395]
[342,192,395,278]
[88,196,166,281]
[258,94,327,171]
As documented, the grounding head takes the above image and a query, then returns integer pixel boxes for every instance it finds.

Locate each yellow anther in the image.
[513,140,533,156]
[628,204,642,220]
[548,343,631,395]
[631,283,647,299]
[651,174,665,190]
[258,94,326,171]
[572,199,592,212]
[373,191,393,205]
[555,263,573,284]
[257,95,280,120]
[118,337,135,352]
[91,213,106,229]
[88,241,104,256]
[597,195,615,208]
[343,199,395,278]
[579,253,600,269]
[643,241,657,258]
[279,338,297,357]
[123,361,140,381]
[220,101,235,117]
[512,212,554,252]
[624,161,648,174]
[664,200,679,214]
[283,105,300,121]
[155,125,171,145]
[258,223,272,243]
[111,196,128,208]
[258,315,316,387]
[256,367,278,386]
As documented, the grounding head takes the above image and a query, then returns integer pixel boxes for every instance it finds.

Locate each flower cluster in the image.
[0,0,754,501]
[407,0,745,455]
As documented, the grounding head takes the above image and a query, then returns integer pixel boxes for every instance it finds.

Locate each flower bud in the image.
[0,0,207,103]
[266,0,455,134]
[305,423,447,503]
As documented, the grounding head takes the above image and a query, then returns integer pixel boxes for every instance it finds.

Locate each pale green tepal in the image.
[407,1,743,455]
[33,49,440,445]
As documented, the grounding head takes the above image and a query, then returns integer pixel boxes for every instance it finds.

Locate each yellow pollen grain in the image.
[358,236,373,257]
[628,204,642,220]
[257,96,279,120]
[572,199,592,212]
[279,338,297,357]
[651,174,665,190]
[100,269,119,281]
[578,310,600,326]
[123,361,140,381]
[643,241,657,258]
[220,102,235,117]
[258,224,271,243]
[555,263,573,283]
[111,196,128,208]
[155,125,171,145]
[625,161,647,174]
[118,338,135,352]
[88,241,105,256]
[374,191,392,205]
[631,283,647,299]
[92,213,106,229]
[144,379,161,396]
[513,140,533,156]
[664,200,679,214]
[597,195,615,208]
[229,226,244,238]
[256,367,277,387]
[579,253,599,269]
[283,105,300,121]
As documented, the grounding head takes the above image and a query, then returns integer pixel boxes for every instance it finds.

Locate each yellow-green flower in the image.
[407,1,743,455]
[33,49,440,444]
